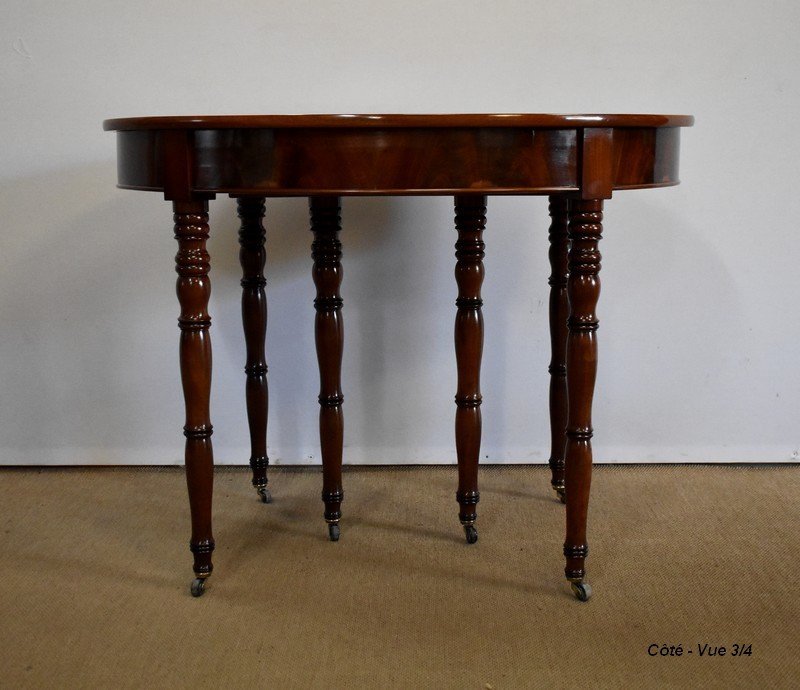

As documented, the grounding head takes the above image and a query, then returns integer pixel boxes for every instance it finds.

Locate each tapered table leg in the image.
[563,198,603,602]
[173,199,215,597]
[237,197,271,504]
[547,196,570,503]
[453,195,486,545]
[310,197,344,542]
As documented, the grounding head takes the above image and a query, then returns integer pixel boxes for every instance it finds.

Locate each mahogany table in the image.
[103,113,693,600]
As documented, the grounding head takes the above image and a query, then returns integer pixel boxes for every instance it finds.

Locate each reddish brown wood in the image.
[453,195,487,544]
[310,196,345,541]
[104,113,694,130]
[563,199,603,590]
[173,199,215,589]
[107,118,691,197]
[547,196,570,501]
[580,128,614,199]
[105,113,692,600]
[237,197,270,502]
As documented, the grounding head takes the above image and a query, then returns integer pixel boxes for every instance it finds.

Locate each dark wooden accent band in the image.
[183,424,213,439]
[321,489,345,522]
[189,539,216,555]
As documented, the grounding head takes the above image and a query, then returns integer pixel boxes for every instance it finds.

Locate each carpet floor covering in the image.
[1,465,798,688]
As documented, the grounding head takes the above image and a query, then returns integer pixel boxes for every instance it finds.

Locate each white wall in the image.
[1,0,798,466]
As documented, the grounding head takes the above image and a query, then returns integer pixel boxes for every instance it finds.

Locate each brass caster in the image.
[256,486,272,504]
[570,581,592,602]
[190,577,207,598]
[328,523,340,542]
[464,524,478,544]
[556,487,566,504]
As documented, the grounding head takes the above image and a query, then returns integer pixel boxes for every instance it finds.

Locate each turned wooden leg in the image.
[547,196,570,503]
[174,199,215,597]
[563,198,603,602]
[453,195,486,545]
[310,197,344,542]
[237,197,271,504]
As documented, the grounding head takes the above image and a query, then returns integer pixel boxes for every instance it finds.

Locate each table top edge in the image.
[103,113,695,131]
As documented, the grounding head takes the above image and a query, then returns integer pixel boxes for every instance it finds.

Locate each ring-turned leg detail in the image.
[237,197,271,503]
[563,198,603,600]
[453,195,486,544]
[547,196,570,503]
[174,200,215,594]
[310,197,344,541]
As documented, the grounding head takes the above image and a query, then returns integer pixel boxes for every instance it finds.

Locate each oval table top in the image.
[104,113,694,131]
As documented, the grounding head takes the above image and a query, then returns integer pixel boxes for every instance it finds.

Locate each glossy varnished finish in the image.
[310,197,345,537]
[173,200,215,581]
[563,199,604,583]
[547,197,570,499]
[105,114,692,197]
[105,113,692,599]
[104,113,694,130]
[237,198,270,498]
[453,196,487,542]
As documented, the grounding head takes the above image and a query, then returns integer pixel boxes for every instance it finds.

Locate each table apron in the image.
[114,127,682,197]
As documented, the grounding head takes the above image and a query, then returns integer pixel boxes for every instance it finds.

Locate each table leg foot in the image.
[569,579,592,602]
[463,523,478,544]
[190,575,209,598]
[323,489,343,541]
[327,522,341,542]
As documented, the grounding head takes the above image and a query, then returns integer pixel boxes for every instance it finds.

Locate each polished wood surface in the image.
[105,113,693,600]
[563,199,604,594]
[310,197,345,542]
[173,200,215,593]
[237,197,270,503]
[105,114,690,196]
[104,113,694,129]
[453,195,487,544]
[547,197,570,501]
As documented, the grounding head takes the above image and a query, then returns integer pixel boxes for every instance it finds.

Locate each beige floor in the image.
[1,465,798,689]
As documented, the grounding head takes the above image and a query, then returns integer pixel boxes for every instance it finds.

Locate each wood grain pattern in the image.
[110,122,688,196]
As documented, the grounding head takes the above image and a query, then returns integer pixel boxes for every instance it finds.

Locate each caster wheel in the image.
[556,488,566,504]
[256,486,272,504]
[464,525,478,544]
[328,523,340,542]
[190,578,206,598]
[570,581,592,602]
